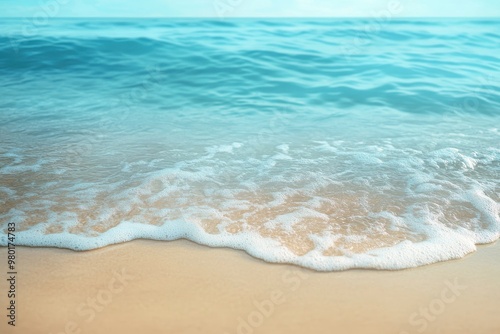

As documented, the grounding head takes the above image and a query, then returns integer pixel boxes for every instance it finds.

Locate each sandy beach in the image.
[0,240,499,334]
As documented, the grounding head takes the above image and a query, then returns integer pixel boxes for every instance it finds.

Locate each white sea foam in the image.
[0,215,487,271]
[1,137,498,271]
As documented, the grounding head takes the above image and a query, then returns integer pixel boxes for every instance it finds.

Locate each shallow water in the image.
[0,19,499,270]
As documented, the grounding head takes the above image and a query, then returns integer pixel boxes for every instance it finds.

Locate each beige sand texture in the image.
[0,239,499,334]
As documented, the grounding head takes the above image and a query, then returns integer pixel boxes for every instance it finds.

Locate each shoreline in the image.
[1,239,499,334]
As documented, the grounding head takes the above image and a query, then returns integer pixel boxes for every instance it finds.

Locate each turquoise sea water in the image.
[0,19,499,270]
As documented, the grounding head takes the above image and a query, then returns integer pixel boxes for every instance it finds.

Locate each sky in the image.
[0,0,499,18]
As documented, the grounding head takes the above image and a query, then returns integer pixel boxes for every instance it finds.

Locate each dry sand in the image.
[0,239,499,334]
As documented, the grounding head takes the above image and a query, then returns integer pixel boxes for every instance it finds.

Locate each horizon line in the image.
[1,16,499,19]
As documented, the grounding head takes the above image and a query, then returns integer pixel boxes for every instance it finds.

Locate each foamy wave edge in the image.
[1,220,498,271]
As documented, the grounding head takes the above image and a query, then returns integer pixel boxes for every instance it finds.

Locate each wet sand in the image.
[0,239,499,334]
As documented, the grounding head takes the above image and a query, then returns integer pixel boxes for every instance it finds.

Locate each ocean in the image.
[0,18,498,270]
